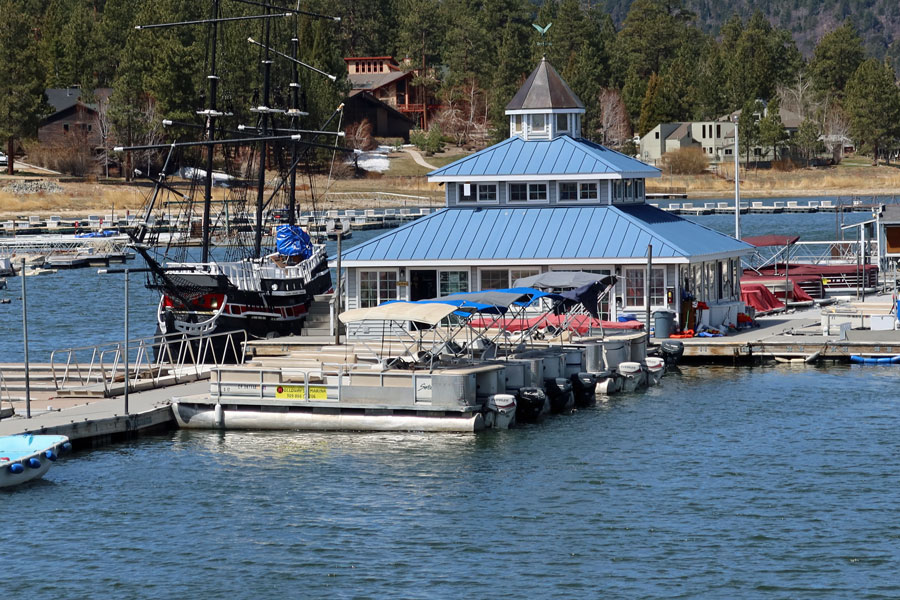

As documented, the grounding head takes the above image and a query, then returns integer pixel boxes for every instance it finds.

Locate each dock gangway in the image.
[49,329,248,397]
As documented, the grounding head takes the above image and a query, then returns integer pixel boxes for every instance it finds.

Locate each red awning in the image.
[742,234,801,247]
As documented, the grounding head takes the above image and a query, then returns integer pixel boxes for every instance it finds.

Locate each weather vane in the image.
[533,22,552,55]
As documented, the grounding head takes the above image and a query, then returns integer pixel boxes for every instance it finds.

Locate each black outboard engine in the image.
[515,387,548,423]
[570,372,597,407]
[660,340,685,368]
[544,377,574,414]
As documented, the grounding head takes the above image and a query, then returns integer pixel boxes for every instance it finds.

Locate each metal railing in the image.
[49,329,248,396]
[748,240,876,271]
[320,192,441,208]
[0,370,11,417]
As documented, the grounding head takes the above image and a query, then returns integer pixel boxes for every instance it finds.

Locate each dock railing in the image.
[748,240,874,272]
[50,329,248,396]
[320,192,440,209]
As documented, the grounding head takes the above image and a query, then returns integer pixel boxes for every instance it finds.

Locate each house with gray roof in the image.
[334,59,753,333]
[38,87,112,149]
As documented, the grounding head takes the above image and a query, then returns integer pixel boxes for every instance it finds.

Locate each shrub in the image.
[410,126,444,154]
[661,147,708,175]
[771,158,798,171]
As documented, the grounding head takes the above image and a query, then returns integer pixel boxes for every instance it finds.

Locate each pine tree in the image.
[0,0,50,174]
[737,99,762,165]
[758,99,787,161]
[845,58,900,165]
[637,72,662,137]
[809,21,866,101]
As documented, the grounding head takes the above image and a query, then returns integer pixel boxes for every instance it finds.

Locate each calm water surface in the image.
[3,365,900,598]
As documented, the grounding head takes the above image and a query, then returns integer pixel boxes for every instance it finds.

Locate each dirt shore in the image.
[2,162,899,218]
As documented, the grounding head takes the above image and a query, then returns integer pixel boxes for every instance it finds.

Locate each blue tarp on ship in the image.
[276,225,313,259]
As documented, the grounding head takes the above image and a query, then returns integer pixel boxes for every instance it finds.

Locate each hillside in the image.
[600,0,900,67]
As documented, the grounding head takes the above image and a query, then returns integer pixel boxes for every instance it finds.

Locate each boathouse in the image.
[334,58,753,333]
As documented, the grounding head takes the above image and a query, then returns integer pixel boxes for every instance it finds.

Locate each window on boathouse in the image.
[579,183,598,200]
[480,268,539,289]
[440,271,469,296]
[560,182,578,201]
[509,183,547,202]
[359,271,398,308]
[477,184,497,202]
[625,267,665,307]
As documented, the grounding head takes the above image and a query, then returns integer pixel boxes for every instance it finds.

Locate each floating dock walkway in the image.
[651,199,879,216]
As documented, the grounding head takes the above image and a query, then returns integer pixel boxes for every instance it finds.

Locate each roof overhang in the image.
[428,172,662,183]
[505,108,585,115]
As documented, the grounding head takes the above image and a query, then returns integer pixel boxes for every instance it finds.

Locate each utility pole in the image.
[733,115,740,240]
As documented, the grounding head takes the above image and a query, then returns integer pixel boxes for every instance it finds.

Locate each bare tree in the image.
[821,103,851,164]
[599,88,631,147]
[95,92,113,178]
[344,119,376,151]
[777,73,818,122]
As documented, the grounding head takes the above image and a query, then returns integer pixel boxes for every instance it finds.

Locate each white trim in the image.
[337,250,749,270]
[431,172,660,183]
[507,181,550,205]
[505,108,585,115]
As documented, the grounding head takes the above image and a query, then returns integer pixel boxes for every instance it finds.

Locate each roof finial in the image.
[533,23,552,57]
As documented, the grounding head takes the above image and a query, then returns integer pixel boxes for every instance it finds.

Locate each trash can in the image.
[653,310,676,339]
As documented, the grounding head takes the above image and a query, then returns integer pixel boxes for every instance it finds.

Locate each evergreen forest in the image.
[2,0,900,169]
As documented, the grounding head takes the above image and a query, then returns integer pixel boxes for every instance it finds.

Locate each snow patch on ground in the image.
[351,145,393,172]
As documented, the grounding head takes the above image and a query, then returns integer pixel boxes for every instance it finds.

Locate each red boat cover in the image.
[742,235,800,247]
[740,283,784,314]
[739,275,815,302]
[753,263,877,276]
[467,314,644,334]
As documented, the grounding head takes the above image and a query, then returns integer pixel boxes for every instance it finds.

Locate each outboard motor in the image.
[515,387,548,423]
[592,369,619,395]
[570,372,597,407]
[544,377,574,413]
[660,340,684,369]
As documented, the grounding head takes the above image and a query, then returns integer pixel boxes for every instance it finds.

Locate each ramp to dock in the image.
[0,380,208,447]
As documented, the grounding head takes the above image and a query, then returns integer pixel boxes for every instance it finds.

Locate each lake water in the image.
[3,364,899,598]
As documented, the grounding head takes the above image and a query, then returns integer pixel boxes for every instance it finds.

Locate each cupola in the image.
[505,57,585,140]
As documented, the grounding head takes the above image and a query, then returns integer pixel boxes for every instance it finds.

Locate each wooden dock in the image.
[0,380,207,448]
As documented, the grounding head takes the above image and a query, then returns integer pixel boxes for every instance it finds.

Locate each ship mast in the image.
[253,3,273,259]
[201,0,220,263]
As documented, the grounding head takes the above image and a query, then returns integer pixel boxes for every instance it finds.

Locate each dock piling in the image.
[21,259,31,419]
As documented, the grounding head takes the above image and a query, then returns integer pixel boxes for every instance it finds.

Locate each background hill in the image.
[599,0,900,67]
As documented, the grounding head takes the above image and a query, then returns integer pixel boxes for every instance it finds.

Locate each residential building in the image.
[38,87,112,149]
[344,56,440,129]
[334,58,753,333]
[640,106,804,165]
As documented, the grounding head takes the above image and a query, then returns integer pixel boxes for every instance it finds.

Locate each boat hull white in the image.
[173,402,485,433]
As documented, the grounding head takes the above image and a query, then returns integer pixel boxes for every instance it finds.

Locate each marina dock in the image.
[651,198,881,216]
[3,298,900,448]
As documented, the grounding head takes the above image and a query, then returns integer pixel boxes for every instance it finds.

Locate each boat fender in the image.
[8,463,24,474]
[60,442,72,454]
[27,457,41,469]
[44,450,57,462]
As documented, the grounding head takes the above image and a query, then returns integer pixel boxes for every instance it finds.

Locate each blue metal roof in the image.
[427,136,660,180]
[336,205,752,264]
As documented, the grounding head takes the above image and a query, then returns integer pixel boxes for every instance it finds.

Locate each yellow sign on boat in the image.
[275,385,327,400]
